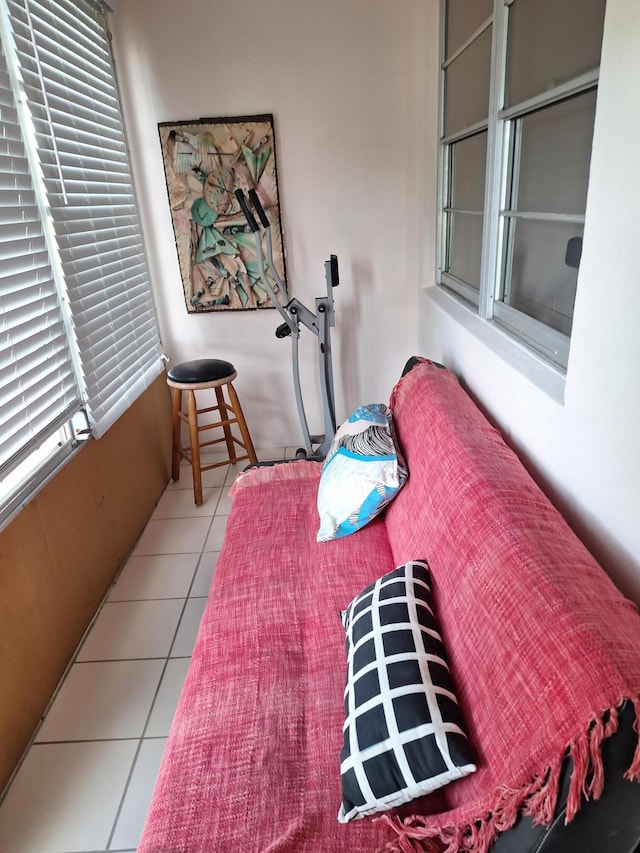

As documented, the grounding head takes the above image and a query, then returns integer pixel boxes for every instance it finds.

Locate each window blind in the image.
[7,0,164,437]
[0,37,82,479]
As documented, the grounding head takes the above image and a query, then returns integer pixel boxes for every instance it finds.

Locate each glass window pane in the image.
[444,26,492,137]
[501,219,583,335]
[513,91,597,215]
[446,212,483,290]
[506,0,606,107]
[450,131,487,211]
[445,0,492,58]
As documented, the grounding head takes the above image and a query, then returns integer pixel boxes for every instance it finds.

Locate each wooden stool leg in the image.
[215,385,237,464]
[171,387,182,482]
[187,389,203,505]
[227,381,258,464]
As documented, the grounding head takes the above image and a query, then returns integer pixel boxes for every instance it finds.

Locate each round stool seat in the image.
[167,358,235,385]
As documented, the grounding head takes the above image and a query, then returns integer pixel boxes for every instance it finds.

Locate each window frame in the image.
[437,0,602,371]
[0,0,164,531]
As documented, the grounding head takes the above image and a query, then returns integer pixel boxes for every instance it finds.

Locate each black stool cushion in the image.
[167,359,235,384]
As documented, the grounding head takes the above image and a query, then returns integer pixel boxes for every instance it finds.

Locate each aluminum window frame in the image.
[437,0,602,371]
[0,0,163,531]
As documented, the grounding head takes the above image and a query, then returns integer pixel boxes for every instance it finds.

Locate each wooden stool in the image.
[166,359,258,505]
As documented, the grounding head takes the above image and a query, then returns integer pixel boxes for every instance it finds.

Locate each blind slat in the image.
[0,35,83,480]
[7,0,164,439]
[0,0,164,507]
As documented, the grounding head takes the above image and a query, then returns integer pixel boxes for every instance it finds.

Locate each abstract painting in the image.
[158,114,287,312]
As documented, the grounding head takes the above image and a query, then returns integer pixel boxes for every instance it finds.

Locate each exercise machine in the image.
[235,188,339,460]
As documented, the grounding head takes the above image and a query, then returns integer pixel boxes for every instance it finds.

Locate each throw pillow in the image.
[316,403,408,542]
[338,560,476,823]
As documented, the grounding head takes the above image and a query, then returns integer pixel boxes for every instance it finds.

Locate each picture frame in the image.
[158,113,287,312]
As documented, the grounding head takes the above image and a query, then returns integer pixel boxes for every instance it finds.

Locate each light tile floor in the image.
[0,447,292,853]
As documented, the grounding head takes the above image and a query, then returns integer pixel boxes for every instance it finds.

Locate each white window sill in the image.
[425,284,567,405]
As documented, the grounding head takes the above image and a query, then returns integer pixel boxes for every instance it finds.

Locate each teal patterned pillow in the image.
[316,404,408,542]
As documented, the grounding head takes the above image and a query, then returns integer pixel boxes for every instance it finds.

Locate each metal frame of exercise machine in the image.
[235,188,338,460]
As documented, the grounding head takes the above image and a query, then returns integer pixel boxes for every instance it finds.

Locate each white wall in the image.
[419,0,640,604]
[110,0,428,448]
[112,0,640,604]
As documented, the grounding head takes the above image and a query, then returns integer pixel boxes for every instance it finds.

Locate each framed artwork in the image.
[158,113,287,312]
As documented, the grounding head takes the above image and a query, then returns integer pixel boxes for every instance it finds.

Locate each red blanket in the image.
[379,360,640,850]
[139,460,396,851]
[138,360,640,853]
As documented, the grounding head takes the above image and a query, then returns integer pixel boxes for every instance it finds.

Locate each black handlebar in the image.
[276,322,292,339]
[234,188,259,233]
[248,189,270,229]
[235,187,272,233]
[326,254,339,288]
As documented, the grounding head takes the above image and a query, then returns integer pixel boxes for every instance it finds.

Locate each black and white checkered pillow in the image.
[338,560,476,822]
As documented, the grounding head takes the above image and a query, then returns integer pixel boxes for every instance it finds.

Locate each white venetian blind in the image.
[7,0,164,437]
[0,36,82,478]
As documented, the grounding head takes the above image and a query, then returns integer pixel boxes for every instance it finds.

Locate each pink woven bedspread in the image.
[380,360,640,850]
[138,359,640,853]
[138,460,395,852]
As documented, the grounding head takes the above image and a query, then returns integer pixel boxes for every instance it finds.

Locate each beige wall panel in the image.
[0,374,172,792]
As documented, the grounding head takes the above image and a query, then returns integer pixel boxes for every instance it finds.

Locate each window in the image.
[0,0,164,528]
[439,0,606,369]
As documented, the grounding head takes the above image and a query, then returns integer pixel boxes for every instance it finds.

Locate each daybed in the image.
[139,357,640,852]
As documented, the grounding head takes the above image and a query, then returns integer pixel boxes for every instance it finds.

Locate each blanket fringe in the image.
[623,697,640,783]
[565,728,590,822]
[376,699,640,853]
[376,815,477,853]
[522,756,562,826]
[375,814,498,853]
[566,703,621,822]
